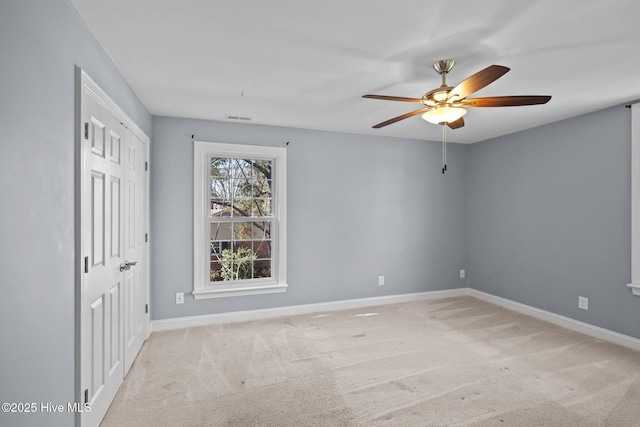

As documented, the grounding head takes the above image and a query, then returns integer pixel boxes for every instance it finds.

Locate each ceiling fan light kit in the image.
[422,106,466,125]
[363,59,551,173]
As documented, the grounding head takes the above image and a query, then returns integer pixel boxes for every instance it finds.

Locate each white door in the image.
[80,92,126,427]
[79,71,149,427]
[123,127,147,373]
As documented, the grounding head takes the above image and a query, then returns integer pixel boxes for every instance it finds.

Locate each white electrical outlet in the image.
[176,292,184,304]
[578,296,588,310]
[378,276,384,286]
[460,269,466,279]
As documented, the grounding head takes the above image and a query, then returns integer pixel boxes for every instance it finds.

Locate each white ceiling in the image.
[70,0,640,143]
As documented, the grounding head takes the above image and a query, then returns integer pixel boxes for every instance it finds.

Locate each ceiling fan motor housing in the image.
[433,59,455,75]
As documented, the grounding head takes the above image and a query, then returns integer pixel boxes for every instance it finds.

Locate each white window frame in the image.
[193,141,287,299]
[628,104,640,296]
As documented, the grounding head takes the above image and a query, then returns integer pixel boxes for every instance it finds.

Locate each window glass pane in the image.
[252,221,271,240]
[211,177,231,199]
[211,158,232,178]
[233,222,252,240]
[232,240,253,253]
[230,159,253,179]
[234,178,253,198]
[253,160,272,180]
[210,199,232,217]
[210,241,220,256]
[232,199,252,217]
[210,241,230,263]
[226,179,239,199]
[246,159,256,179]
[232,241,255,280]
[252,179,271,198]
[254,240,271,259]
[253,259,271,279]
[215,256,236,281]
[228,259,253,281]
[252,199,271,216]
[209,240,232,262]
[211,222,232,241]
[210,261,223,282]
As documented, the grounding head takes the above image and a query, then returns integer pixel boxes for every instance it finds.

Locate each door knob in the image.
[119,260,138,272]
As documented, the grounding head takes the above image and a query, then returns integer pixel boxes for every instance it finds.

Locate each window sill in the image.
[627,283,640,296]
[193,283,288,299]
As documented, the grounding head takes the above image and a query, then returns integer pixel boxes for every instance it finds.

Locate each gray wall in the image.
[0,1,151,426]
[468,105,640,339]
[151,116,468,320]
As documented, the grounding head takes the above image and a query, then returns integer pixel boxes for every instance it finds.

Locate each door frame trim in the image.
[75,67,151,426]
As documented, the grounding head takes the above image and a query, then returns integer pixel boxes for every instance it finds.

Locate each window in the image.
[194,141,287,299]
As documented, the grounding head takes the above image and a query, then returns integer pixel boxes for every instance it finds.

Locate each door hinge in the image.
[84,389,89,404]
[84,123,89,140]
[145,161,148,171]
[145,304,149,314]
[84,256,89,273]
[145,233,148,243]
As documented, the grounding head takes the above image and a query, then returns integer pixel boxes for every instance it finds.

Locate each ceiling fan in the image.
[363,59,551,173]
[364,59,551,129]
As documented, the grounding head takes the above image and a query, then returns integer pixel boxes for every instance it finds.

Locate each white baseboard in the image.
[468,289,640,352]
[151,288,468,332]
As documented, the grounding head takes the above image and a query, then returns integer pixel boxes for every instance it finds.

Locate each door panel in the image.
[108,283,121,375]
[90,117,105,157]
[125,270,136,347]
[110,130,121,164]
[90,296,104,398]
[90,172,105,268]
[110,177,121,258]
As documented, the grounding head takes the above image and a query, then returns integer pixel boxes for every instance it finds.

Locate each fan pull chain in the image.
[442,124,447,174]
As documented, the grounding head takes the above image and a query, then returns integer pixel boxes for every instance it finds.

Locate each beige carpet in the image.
[101,296,640,426]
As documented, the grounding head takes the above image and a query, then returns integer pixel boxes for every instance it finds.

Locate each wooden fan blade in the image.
[447,65,510,102]
[363,94,424,103]
[372,107,431,128]
[461,95,551,107]
[447,117,465,129]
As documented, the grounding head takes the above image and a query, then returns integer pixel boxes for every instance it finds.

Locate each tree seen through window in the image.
[209,157,272,282]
